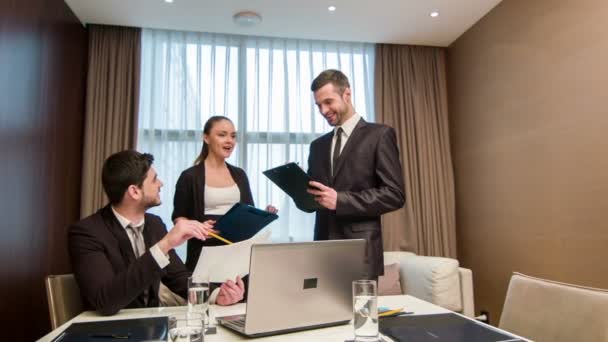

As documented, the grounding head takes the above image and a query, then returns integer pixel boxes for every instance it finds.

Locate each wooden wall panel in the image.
[0,0,87,339]
[447,0,608,325]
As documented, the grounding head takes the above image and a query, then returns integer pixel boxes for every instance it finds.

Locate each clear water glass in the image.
[188,276,210,328]
[168,312,204,342]
[352,279,379,342]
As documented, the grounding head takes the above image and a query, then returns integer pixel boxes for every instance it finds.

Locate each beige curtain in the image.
[80,25,141,217]
[375,44,456,258]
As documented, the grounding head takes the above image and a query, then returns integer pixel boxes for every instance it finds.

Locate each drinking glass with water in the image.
[188,276,210,314]
[352,279,379,342]
[188,275,211,333]
[168,312,204,342]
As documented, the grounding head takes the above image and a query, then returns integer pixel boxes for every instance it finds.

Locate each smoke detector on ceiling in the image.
[233,11,262,27]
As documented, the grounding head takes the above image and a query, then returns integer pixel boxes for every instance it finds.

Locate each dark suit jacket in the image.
[68,205,190,315]
[172,163,255,271]
[308,119,405,278]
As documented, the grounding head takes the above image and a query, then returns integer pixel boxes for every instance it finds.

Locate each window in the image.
[138,29,375,258]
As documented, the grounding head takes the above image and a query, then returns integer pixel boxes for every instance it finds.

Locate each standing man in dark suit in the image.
[307,69,405,279]
[69,150,245,315]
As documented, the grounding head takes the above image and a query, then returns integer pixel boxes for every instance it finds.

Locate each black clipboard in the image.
[53,316,167,342]
[263,162,323,213]
[214,203,278,242]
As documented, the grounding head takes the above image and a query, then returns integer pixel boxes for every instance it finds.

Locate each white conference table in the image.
[38,295,526,341]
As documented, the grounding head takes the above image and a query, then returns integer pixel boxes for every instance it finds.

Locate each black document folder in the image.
[380,313,522,342]
[214,203,278,242]
[263,162,323,213]
[53,316,167,342]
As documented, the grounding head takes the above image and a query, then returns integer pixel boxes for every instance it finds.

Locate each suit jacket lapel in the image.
[142,219,154,251]
[101,205,137,264]
[317,133,333,185]
[333,119,367,179]
[141,218,161,305]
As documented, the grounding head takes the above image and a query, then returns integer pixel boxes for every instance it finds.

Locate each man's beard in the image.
[335,106,349,126]
[142,193,161,210]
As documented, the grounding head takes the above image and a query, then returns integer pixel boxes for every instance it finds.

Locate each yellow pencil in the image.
[378,308,404,317]
[208,232,233,245]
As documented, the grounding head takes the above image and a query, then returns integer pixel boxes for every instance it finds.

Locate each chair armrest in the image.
[458,267,475,317]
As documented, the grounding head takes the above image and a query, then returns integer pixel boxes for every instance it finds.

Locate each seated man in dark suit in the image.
[69,150,245,315]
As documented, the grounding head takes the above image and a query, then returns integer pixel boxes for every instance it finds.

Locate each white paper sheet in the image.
[192,229,272,283]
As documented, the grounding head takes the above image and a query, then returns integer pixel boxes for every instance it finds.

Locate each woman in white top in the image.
[172,116,277,272]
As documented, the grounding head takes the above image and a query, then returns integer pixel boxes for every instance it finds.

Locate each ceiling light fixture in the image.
[233,11,262,27]
[430,11,440,18]
[164,0,173,3]
[328,5,337,12]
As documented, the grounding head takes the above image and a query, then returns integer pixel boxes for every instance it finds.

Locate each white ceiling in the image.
[65,0,503,47]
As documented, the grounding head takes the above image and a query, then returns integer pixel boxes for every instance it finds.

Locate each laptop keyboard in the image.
[230,317,246,328]
[219,315,247,331]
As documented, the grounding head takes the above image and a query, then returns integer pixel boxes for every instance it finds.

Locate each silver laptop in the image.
[217,239,366,337]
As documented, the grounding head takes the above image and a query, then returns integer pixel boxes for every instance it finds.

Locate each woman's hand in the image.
[201,219,216,231]
[265,205,278,214]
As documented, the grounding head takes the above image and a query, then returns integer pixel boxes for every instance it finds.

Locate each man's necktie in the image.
[128,224,149,304]
[128,224,146,258]
[332,127,344,176]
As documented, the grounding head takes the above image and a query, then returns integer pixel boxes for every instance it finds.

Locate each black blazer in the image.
[68,205,190,315]
[307,119,405,278]
[172,163,255,271]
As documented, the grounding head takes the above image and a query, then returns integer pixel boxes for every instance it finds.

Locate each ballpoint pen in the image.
[378,307,415,318]
[379,311,414,318]
[378,308,404,317]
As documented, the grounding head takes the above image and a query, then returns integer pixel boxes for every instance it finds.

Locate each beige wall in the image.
[447,0,608,323]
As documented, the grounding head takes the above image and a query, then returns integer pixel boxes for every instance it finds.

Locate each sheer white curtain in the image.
[138,28,375,258]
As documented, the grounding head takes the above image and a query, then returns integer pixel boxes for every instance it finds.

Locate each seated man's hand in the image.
[158,219,217,254]
[216,276,245,306]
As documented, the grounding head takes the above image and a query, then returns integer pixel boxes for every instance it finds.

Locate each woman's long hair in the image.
[194,116,233,165]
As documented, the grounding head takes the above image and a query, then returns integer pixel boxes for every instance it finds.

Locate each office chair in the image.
[45,274,84,329]
[499,272,608,342]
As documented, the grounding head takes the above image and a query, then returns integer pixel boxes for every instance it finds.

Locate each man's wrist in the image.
[150,244,171,269]
[157,237,172,255]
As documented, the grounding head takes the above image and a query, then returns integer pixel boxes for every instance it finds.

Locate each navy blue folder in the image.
[53,316,167,342]
[379,313,523,342]
[263,162,323,213]
[214,203,278,242]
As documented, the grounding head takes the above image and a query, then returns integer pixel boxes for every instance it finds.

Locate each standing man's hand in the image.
[307,181,338,210]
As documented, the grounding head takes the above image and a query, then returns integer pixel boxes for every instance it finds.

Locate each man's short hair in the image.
[310,69,351,96]
[102,150,154,205]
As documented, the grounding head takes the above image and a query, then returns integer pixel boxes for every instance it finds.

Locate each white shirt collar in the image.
[335,113,360,138]
[111,206,145,229]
